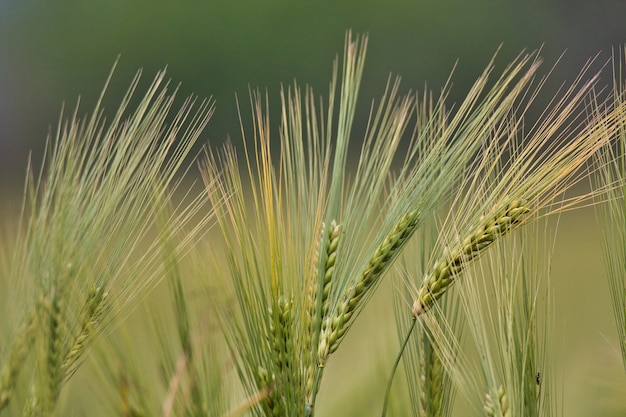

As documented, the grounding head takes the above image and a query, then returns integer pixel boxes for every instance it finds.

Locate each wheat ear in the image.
[270,297,295,383]
[61,286,108,380]
[257,297,295,416]
[318,210,420,364]
[0,310,37,410]
[412,199,530,316]
[255,366,278,417]
[43,290,64,413]
[386,320,445,417]
[306,221,340,400]
[320,221,340,324]
[483,385,511,417]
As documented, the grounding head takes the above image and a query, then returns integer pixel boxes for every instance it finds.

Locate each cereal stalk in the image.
[381,317,417,417]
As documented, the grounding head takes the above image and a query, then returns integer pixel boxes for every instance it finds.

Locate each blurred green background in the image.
[2,0,626,193]
[1,1,625,415]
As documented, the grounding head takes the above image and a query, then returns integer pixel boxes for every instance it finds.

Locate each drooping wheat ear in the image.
[306,221,340,399]
[413,199,530,316]
[318,210,420,364]
[483,385,511,417]
[0,310,37,410]
[61,286,108,380]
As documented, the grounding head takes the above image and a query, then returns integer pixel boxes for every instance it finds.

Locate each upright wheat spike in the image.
[306,221,340,400]
[270,297,295,381]
[306,221,341,338]
[318,210,420,364]
[413,199,530,316]
[259,297,296,416]
[320,221,341,322]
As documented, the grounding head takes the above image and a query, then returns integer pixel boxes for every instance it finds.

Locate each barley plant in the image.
[409,216,557,417]
[0,65,216,415]
[391,50,624,414]
[201,32,623,416]
[1,31,626,417]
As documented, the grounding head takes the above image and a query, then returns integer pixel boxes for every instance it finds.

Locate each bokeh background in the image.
[1,1,626,415]
[2,1,626,193]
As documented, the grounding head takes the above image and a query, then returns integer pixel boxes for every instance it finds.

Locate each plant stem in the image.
[309,363,324,415]
[381,316,417,417]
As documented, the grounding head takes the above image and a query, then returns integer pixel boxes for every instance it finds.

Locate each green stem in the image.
[309,364,324,415]
[381,316,417,417]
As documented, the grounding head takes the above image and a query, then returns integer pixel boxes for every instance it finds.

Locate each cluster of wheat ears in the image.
[1,32,625,417]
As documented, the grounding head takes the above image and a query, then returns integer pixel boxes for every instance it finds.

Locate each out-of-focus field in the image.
[3,1,626,191]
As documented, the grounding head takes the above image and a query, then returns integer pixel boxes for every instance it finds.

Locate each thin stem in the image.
[309,363,324,415]
[381,316,417,417]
